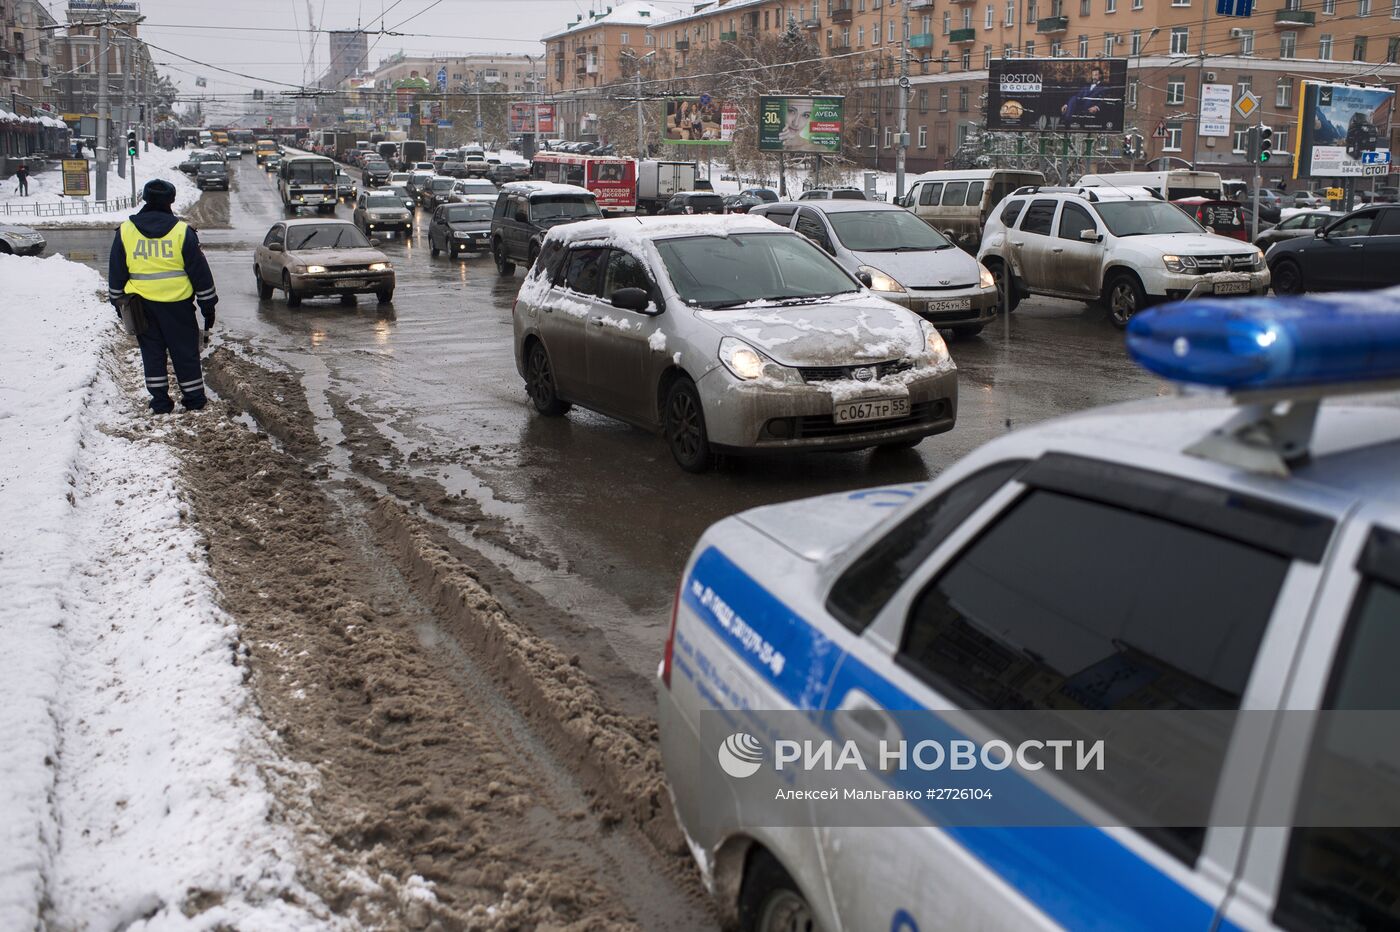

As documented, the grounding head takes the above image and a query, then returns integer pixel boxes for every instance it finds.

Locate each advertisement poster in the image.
[61,158,90,197]
[535,104,556,135]
[757,96,844,153]
[663,96,739,144]
[1295,81,1395,178]
[510,103,556,134]
[986,58,1127,132]
[419,100,442,126]
[1199,84,1233,138]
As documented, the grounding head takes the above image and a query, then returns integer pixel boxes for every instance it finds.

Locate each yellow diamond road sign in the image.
[1234,91,1260,119]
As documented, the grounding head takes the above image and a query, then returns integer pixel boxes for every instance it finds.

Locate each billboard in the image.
[1295,81,1395,178]
[662,96,739,145]
[1199,84,1233,138]
[419,100,442,126]
[986,58,1127,132]
[509,102,556,135]
[757,96,844,153]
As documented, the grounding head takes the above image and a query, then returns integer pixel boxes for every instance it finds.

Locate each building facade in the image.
[3,0,59,114]
[321,30,369,89]
[544,2,664,139]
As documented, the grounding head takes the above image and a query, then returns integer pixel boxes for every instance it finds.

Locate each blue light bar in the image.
[1126,291,1400,390]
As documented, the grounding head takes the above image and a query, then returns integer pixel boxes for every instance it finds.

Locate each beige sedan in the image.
[254,218,395,307]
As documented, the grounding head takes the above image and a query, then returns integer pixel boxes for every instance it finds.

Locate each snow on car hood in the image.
[1132,233,1257,256]
[738,482,928,563]
[851,247,981,287]
[698,293,922,366]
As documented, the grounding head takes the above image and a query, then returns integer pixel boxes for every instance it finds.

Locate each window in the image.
[965,181,984,206]
[1020,198,1058,235]
[919,182,944,205]
[986,4,995,26]
[884,126,893,148]
[918,88,929,112]
[1390,36,1400,61]
[1240,28,1254,55]
[1330,209,1377,237]
[262,225,284,247]
[1106,0,1117,9]
[1133,0,1143,8]
[942,181,970,205]
[1000,198,1027,226]
[1170,26,1189,54]
[1104,33,1116,55]
[1130,29,1142,55]
[1171,0,1189,5]
[1080,0,1089,12]
[794,210,835,253]
[1378,210,1400,234]
[890,19,898,41]
[1166,76,1186,105]
[985,46,994,67]
[961,49,971,69]
[1394,0,1400,17]
[939,88,949,110]
[826,460,1027,631]
[1164,121,1183,151]
[1360,0,1372,14]
[1237,74,1253,97]
[1319,33,1333,59]
[962,7,972,27]
[1126,80,1138,107]
[857,25,864,44]
[1355,35,1368,59]
[619,31,629,43]
[1280,31,1297,58]
[1322,0,1335,10]
[1233,126,1248,152]
[1057,202,1096,239]
[1078,34,1088,56]
[1006,0,1016,24]
[603,250,652,301]
[1051,41,1063,56]
[918,125,928,147]
[943,10,950,32]
[1024,40,1035,56]
[563,246,608,296]
[959,86,969,110]
[872,20,881,43]
[1275,128,1288,154]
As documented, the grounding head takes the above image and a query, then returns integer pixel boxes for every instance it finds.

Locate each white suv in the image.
[978,186,1269,328]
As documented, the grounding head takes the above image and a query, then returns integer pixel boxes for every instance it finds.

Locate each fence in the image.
[1,195,137,218]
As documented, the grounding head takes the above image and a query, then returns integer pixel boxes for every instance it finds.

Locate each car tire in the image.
[254,265,273,300]
[524,341,571,416]
[340,293,356,306]
[448,246,459,259]
[0,241,12,255]
[1272,259,1304,295]
[952,324,984,339]
[663,378,713,473]
[376,287,393,304]
[283,272,301,307]
[1104,272,1147,329]
[987,259,1019,313]
[430,240,440,257]
[493,238,516,276]
[738,849,814,932]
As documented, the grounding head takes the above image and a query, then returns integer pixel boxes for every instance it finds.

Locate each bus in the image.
[277,155,338,212]
[228,129,255,152]
[256,138,279,164]
[1076,170,1223,201]
[211,129,229,147]
[530,152,636,213]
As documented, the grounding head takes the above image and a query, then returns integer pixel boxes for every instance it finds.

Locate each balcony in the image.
[910,0,934,6]
[910,32,934,49]
[1037,15,1069,33]
[1274,7,1315,24]
[949,27,976,43]
[830,38,852,52]
[674,39,690,51]
[831,3,853,23]
[720,30,738,41]
[800,17,821,28]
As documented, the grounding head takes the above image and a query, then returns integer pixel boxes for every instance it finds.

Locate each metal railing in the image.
[1,195,137,217]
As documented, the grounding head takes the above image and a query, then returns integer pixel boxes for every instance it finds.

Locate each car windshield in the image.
[366,195,402,209]
[387,187,410,199]
[1096,201,1204,237]
[655,232,860,308]
[530,196,602,221]
[431,178,455,191]
[686,195,724,207]
[446,204,493,222]
[286,223,370,250]
[367,161,388,170]
[828,210,953,251]
[457,182,495,193]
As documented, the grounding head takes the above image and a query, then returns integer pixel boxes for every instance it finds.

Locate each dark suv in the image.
[660,191,727,215]
[489,182,602,275]
[195,160,230,191]
[1266,204,1400,294]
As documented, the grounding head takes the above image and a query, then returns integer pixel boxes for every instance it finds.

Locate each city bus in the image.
[210,129,229,148]
[530,152,636,213]
[256,138,279,164]
[277,155,338,212]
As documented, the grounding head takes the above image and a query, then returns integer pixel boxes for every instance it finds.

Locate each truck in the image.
[399,139,427,170]
[333,131,357,161]
[637,160,699,214]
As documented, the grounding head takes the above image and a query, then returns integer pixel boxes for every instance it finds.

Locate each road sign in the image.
[1326,187,1345,199]
[475,118,484,129]
[1234,91,1260,118]
[1153,119,1166,138]
[1362,151,1392,164]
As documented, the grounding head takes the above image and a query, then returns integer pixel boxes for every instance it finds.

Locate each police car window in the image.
[826,460,1027,633]
[1000,199,1026,227]
[941,182,969,206]
[1057,203,1096,240]
[965,181,984,206]
[563,247,608,297]
[1275,543,1400,932]
[919,183,944,206]
[1020,199,1058,235]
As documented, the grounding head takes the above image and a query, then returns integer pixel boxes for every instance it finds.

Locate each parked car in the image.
[1242,187,1284,222]
[1266,205,1400,294]
[1360,185,1400,204]
[753,200,997,337]
[428,201,494,258]
[253,219,395,306]
[335,171,358,202]
[740,187,779,203]
[722,193,766,214]
[353,190,413,236]
[362,159,392,187]
[450,178,499,203]
[1284,190,1327,209]
[512,215,957,471]
[419,175,458,210]
[1254,209,1331,250]
[0,222,46,256]
[798,187,867,201]
[660,191,727,215]
[490,181,602,275]
[195,160,230,191]
[978,185,1267,328]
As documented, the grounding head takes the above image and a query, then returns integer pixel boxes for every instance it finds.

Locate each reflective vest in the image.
[120,219,194,302]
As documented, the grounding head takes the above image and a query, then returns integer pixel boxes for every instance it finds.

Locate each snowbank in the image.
[0,145,201,227]
[0,253,329,928]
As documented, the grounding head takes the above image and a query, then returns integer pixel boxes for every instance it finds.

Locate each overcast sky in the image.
[116,0,694,105]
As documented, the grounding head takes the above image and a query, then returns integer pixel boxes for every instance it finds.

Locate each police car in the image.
[658,291,1400,931]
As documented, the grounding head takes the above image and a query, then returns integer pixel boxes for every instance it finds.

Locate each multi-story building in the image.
[3,0,59,114]
[52,0,155,119]
[364,51,543,94]
[544,2,664,139]
[321,30,369,90]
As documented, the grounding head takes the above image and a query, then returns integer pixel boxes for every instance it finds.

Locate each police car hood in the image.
[736,483,925,563]
[127,208,180,238]
[698,294,921,367]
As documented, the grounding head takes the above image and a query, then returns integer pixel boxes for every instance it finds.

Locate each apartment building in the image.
[2,0,60,114]
[362,52,543,95]
[544,2,663,139]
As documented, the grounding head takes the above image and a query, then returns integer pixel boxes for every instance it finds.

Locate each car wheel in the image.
[376,287,393,304]
[738,850,813,932]
[430,239,440,257]
[1272,259,1304,296]
[254,265,273,299]
[448,246,459,259]
[524,341,571,416]
[987,259,1019,313]
[952,324,984,339]
[1105,272,1146,329]
[0,241,12,255]
[663,378,713,473]
[340,293,356,306]
[283,272,301,307]
[493,238,516,276]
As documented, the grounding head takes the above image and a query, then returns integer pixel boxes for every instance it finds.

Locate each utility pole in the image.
[475,75,483,147]
[634,67,645,158]
[895,2,910,201]
[96,18,110,201]
[117,34,131,180]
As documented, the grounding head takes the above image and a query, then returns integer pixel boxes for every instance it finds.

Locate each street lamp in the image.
[621,49,657,158]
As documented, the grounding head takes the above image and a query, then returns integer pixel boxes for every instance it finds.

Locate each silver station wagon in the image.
[511,216,958,472]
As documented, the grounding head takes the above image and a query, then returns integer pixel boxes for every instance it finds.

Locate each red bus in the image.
[531,152,636,213]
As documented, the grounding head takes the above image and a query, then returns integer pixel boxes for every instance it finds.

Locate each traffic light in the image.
[1258,125,1273,163]
[126,128,137,158]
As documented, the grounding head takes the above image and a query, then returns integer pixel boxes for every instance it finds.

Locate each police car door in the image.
[818,453,1326,931]
[1219,506,1400,932]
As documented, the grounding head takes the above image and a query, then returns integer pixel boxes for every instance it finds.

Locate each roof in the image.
[787,199,905,214]
[654,0,767,28]
[552,214,788,244]
[501,181,595,199]
[543,1,665,40]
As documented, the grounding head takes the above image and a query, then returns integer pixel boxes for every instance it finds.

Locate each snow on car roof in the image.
[500,181,595,198]
[551,215,786,247]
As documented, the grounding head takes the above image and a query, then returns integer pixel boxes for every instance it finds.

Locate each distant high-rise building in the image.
[322,30,369,89]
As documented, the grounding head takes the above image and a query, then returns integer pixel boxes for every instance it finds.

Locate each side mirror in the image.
[942,228,957,240]
[1079,228,1103,243]
[1316,227,1329,238]
[611,287,652,313]
[267,242,283,252]
[857,271,874,288]
[369,237,382,247]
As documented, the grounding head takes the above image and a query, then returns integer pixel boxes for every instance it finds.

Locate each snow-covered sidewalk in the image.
[0,254,331,929]
[0,145,201,226]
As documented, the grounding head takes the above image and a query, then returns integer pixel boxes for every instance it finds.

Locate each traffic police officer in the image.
[108,178,218,413]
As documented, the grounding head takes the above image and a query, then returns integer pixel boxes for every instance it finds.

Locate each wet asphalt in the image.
[42,160,1169,684]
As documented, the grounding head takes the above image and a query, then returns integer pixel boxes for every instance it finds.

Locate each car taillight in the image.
[661,579,682,689]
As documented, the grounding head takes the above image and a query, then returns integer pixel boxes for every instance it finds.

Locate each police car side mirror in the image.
[267,242,283,252]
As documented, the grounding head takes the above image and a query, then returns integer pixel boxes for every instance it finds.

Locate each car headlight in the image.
[303,265,327,274]
[718,336,799,383]
[1163,255,1199,273]
[454,231,470,238]
[369,262,391,271]
[915,319,952,369]
[978,263,995,289]
[858,265,906,294]
[1248,247,1265,269]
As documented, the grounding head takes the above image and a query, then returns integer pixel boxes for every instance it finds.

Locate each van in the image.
[897,169,1046,249]
[1077,170,1223,201]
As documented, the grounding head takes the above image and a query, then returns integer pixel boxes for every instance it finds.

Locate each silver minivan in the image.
[898,169,1046,249]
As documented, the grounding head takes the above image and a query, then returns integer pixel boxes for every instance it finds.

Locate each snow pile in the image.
[0,253,329,929]
[0,145,201,227]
